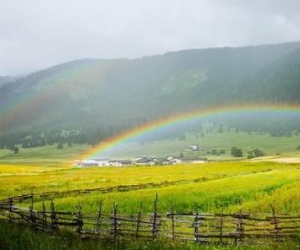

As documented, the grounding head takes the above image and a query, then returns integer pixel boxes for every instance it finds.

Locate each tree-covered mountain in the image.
[0,76,20,87]
[1,41,300,141]
[233,46,300,103]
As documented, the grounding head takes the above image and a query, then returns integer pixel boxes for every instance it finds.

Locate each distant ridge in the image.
[1,41,300,134]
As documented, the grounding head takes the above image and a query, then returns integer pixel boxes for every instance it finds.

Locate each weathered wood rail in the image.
[1,194,300,245]
[0,177,207,204]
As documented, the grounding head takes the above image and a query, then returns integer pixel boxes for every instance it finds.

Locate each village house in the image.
[135,157,155,166]
[76,158,134,167]
[166,156,182,165]
[75,158,110,167]
[182,157,208,164]
[76,159,98,167]
[109,160,132,167]
[93,158,110,166]
[75,155,208,168]
[188,145,204,151]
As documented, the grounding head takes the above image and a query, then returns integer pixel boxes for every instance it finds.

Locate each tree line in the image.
[0,125,123,153]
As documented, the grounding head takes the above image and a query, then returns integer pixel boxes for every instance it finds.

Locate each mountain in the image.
[0,76,20,87]
[1,41,300,137]
[233,47,300,103]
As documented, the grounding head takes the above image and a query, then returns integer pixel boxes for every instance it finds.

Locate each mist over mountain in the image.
[234,46,300,103]
[0,76,21,87]
[1,41,300,140]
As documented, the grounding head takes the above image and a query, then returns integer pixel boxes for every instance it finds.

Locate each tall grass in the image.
[3,161,300,216]
[0,161,295,199]
[1,220,299,250]
[2,160,300,249]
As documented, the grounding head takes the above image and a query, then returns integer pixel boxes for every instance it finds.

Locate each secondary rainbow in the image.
[77,103,300,160]
[0,60,113,131]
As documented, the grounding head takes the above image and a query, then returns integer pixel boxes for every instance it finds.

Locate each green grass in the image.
[0,144,88,166]
[2,161,300,216]
[1,130,300,249]
[117,130,300,159]
[2,162,300,249]
[0,130,299,164]
[1,220,299,250]
[0,161,295,200]
[36,167,300,215]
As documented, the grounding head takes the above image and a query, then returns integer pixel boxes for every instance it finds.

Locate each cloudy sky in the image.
[1,0,300,75]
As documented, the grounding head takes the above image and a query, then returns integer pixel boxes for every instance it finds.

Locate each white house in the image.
[182,157,208,164]
[75,158,110,167]
[189,145,201,151]
[109,160,132,167]
[93,158,110,166]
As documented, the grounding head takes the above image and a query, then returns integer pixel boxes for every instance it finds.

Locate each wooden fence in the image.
[0,177,207,204]
[1,194,300,245]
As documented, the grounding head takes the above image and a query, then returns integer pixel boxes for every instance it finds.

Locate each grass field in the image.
[2,161,300,249]
[0,130,299,163]
[1,130,300,213]
[1,130,300,249]
[95,129,300,159]
[1,161,300,213]
[4,220,297,250]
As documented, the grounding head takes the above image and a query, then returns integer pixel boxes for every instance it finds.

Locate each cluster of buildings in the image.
[75,155,208,167]
[74,145,209,167]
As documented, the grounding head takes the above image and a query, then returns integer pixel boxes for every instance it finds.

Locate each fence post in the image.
[270,205,280,242]
[135,202,143,239]
[29,196,36,229]
[8,197,13,222]
[42,200,47,231]
[96,200,103,237]
[235,209,244,244]
[194,211,200,242]
[112,203,118,242]
[171,205,175,243]
[219,209,224,244]
[50,200,58,230]
[76,204,83,237]
[152,193,159,240]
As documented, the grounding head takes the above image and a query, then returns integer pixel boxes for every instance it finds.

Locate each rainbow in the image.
[77,103,300,160]
[0,60,116,131]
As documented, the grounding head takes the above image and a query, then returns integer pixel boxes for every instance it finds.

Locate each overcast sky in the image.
[1,0,300,75]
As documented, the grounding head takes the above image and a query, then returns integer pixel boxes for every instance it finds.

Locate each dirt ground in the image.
[250,156,300,163]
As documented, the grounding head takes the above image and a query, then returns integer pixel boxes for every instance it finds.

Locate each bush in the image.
[231,147,243,157]
[247,149,265,159]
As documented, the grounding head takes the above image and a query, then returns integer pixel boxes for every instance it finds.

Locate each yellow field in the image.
[1,161,300,216]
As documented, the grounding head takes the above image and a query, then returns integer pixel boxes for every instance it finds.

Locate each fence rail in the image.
[1,194,300,245]
[0,178,208,204]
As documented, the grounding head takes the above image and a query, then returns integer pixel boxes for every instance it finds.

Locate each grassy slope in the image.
[114,130,300,159]
[0,130,299,163]
[1,161,300,249]
[0,144,88,165]
[1,161,300,215]
[34,164,300,214]
[1,133,300,249]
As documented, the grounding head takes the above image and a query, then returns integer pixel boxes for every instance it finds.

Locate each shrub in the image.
[231,147,243,157]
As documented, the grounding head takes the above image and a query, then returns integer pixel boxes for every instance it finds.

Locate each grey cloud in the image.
[1,0,300,75]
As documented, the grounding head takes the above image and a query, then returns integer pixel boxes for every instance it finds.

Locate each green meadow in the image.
[2,161,300,249]
[2,161,300,214]
[1,130,300,249]
[0,129,299,163]
[115,130,300,159]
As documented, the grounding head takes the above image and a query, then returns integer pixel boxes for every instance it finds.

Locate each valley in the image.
[1,42,300,249]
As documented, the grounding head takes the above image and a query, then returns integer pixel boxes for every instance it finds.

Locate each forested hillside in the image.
[234,47,300,103]
[0,76,19,87]
[1,41,300,149]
